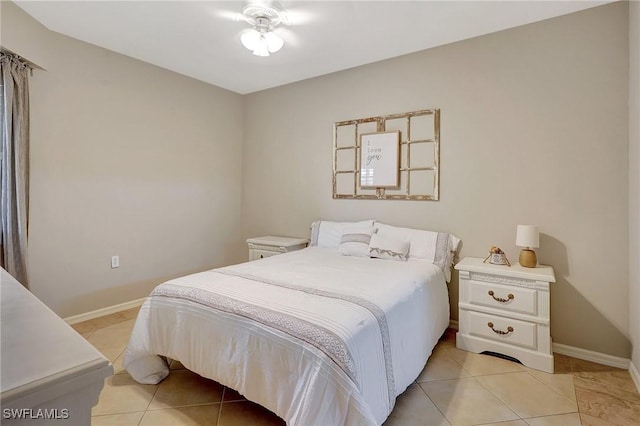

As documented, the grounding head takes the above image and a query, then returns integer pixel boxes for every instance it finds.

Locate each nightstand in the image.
[246,236,309,261]
[455,257,556,373]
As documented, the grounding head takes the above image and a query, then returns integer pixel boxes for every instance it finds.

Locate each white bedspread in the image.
[124,247,449,425]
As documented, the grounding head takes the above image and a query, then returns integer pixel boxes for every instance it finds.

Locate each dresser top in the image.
[1,268,112,401]
[455,256,556,282]
[246,236,309,247]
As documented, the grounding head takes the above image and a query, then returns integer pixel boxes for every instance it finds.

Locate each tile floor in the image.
[73,308,640,426]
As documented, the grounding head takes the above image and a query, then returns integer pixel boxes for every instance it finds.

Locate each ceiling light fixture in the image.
[240,3,285,57]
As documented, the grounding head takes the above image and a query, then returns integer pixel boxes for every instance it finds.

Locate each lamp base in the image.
[519,249,537,268]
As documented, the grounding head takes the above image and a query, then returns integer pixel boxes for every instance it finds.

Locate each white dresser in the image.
[246,236,309,261]
[455,257,556,373]
[1,268,113,425]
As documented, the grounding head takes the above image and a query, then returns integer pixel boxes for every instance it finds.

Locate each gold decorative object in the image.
[516,225,539,268]
[519,249,537,268]
[332,108,440,200]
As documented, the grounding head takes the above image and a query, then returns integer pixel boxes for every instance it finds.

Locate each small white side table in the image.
[455,257,556,373]
[246,236,309,261]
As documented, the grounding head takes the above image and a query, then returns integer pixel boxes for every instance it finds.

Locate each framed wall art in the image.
[360,131,400,188]
[333,108,440,201]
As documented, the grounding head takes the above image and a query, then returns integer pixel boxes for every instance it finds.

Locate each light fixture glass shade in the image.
[252,36,270,56]
[264,31,283,52]
[241,28,283,56]
[241,29,260,50]
[516,225,540,248]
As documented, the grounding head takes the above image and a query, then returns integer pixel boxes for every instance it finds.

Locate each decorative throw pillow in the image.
[374,222,436,260]
[368,233,410,261]
[338,226,376,257]
[374,222,461,281]
[310,219,375,248]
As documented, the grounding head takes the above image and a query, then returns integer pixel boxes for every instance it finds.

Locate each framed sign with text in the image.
[360,131,400,188]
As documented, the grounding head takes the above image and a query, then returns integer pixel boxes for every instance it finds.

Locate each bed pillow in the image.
[374,222,461,281]
[310,219,375,248]
[368,232,410,261]
[338,226,376,257]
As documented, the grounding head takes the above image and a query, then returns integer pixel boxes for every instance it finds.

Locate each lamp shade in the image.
[516,225,539,248]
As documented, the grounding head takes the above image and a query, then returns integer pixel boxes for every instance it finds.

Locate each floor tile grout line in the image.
[448,349,639,423]
[512,369,579,405]
[470,374,523,422]
[217,388,225,425]
[145,401,225,412]
[141,376,162,418]
[417,352,525,426]
[520,412,582,422]
[474,371,581,422]
[443,347,475,377]
[532,371,580,406]
[415,381,453,426]
[91,410,146,418]
[124,400,256,426]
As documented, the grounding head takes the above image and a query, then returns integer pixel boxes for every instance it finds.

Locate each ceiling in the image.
[15,1,613,94]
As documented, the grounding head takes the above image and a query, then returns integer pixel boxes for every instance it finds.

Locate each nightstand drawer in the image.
[249,249,281,261]
[247,236,309,262]
[466,310,537,349]
[467,280,537,316]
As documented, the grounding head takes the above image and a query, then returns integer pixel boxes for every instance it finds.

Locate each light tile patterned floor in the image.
[74,309,640,426]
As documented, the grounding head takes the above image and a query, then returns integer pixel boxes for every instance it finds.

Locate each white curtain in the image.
[0,53,31,287]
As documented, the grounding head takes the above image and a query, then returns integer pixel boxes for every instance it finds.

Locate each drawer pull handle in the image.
[487,322,514,335]
[488,290,514,303]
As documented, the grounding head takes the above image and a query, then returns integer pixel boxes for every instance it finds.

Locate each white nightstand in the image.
[246,236,309,261]
[455,257,556,373]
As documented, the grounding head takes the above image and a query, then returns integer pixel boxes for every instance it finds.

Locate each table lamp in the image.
[516,225,539,268]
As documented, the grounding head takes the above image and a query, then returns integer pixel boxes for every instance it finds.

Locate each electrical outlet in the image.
[111,255,120,269]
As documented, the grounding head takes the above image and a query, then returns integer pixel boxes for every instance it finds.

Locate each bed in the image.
[124,220,460,425]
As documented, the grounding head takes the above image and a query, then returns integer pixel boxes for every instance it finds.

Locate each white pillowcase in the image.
[374,223,435,260]
[338,226,376,257]
[310,220,375,248]
[368,233,410,261]
[374,222,461,281]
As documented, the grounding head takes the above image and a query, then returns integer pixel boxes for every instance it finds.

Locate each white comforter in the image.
[124,247,449,425]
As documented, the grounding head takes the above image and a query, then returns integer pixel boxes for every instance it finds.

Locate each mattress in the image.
[124,247,450,425]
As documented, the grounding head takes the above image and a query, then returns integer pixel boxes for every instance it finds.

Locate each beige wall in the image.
[1,2,246,317]
[2,1,634,360]
[0,0,48,68]
[629,0,640,376]
[243,3,631,357]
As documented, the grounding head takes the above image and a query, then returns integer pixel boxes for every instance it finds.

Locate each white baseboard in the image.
[630,361,640,394]
[551,342,630,370]
[448,320,632,372]
[64,297,146,325]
